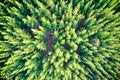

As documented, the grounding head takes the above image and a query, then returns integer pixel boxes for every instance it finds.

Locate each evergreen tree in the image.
[0,0,120,80]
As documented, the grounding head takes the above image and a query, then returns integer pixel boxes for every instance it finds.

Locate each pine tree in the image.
[0,0,120,80]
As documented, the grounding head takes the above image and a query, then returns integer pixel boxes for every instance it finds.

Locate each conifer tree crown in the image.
[0,0,120,80]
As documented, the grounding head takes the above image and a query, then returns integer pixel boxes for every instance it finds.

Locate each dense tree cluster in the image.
[0,0,120,80]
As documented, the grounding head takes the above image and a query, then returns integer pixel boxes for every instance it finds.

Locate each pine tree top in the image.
[0,0,120,80]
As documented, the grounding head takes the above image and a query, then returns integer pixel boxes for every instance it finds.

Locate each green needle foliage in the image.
[0,0,120,80]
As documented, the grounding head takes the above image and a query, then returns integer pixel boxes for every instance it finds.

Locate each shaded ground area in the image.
[43,31,55,56]
[75,15,87,33]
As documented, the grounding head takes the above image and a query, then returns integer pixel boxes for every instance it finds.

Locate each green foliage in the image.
[0,0,120,80]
